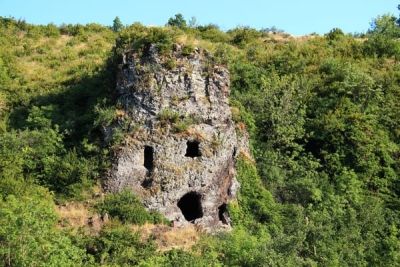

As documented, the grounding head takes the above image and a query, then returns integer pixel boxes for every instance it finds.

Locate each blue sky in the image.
[1,0,398,35]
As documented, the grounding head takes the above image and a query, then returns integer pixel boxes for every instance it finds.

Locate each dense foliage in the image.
[96,190,168,225]
[0,11,399,266]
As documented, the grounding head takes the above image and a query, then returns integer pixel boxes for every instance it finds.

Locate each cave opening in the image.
[185,140,201,158]
[218,203,229,225]
[177,192,203,222]
[141,178,153,188]
[144,145,154,174]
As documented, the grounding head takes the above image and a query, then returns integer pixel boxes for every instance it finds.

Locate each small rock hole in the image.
[144,145,154,174]
[177,192,203,222]
[232,147,237,158]
[218,203,229,225]
[185,140,201,158]
[141,178,153,188]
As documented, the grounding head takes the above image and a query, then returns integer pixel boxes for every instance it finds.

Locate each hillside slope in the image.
[0,16,399,266]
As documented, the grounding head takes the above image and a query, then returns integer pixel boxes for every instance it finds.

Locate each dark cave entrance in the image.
[144,145,154,173]
[218,203,229,225]
[185,140,201,158]
[177,192,203,222]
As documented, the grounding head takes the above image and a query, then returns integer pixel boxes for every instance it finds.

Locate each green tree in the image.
[166,13,187,28]
[364,14,400,57]
[0,191,86,266]
[112,16,123,32]
[369,14,400,37]
[326,27,345,40]
[85,223,156,266]
[397,4,400,25]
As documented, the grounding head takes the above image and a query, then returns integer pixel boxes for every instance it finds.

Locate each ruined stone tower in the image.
[105,44,246,229]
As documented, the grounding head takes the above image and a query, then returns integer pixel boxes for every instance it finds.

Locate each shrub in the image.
[96,190,168,225]
[86,223,157,265]
[116,24,177,55]
[158,109,197,133]
[213,43,235,65]
[164,58,177,70]
[181,44,195,56]
[230,157,279,226]
[364,14,400,57]
[158,108,180,124]
[59,23,85,36]
[228,27,262,47]
[112,16,124,32]
[166,13,187,28]
[326,27,345,40]
[196,24,230,43]
[173,116,195,133]
[94,102,116,127]
[0,191,87,266]
[161,249,218,267]
[42,23,60,37]
[364,34,400,57]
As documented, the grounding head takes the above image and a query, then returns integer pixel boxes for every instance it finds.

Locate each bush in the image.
[93,101,116,127]
[158,108,179,124]
[112,16,124,32]
[42,23,60,37]
[59,23,85,36]
[137,247,220,267]
[96,190,168,225]
[0,191,86,266]
[157,109,197,133]
[116,24,177,55]
[364,34,400,57]
[326,27,345,40]
[161,249,219,267]
[364,14,400,57]
[228,27,262,47]
[230,157,279,227]
[166,13,187,28]
[182,43,195,56]
[173,116,196,133]
[196,24,230,43]
[85,223,157,265]
[0,123,95,199]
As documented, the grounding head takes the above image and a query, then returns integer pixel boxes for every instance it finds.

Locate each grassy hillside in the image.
[0,14,399,266]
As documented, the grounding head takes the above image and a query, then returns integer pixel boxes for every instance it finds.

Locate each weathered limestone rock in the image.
[105,44,247,230]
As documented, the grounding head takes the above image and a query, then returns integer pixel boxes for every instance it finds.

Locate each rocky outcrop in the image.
[105,44,247,230]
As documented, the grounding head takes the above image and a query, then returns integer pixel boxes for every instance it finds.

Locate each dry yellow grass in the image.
[156,225,200,251]
[179,127,207,140]
[55,202,90,228]
[55,184,105,232]
[17,60,48,85]
[54,185,201,252]
[55,201,105,233]
[131,223,200,251]
[176,33,239,55]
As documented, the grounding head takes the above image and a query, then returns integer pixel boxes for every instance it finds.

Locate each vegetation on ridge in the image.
[0,9,400,266]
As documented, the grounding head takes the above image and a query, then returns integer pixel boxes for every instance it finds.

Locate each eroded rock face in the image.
[105,44,246,230]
